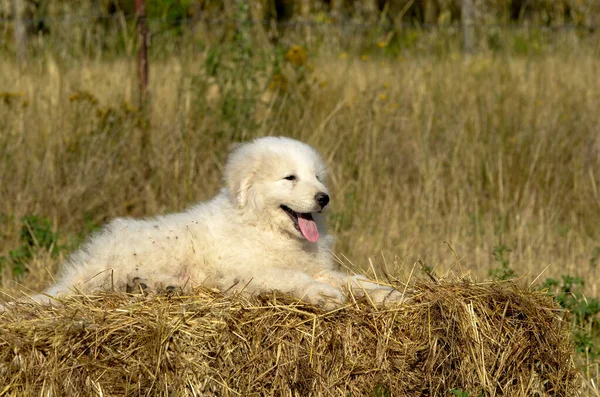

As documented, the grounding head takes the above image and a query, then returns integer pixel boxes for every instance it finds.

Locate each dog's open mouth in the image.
[281,205,320,242]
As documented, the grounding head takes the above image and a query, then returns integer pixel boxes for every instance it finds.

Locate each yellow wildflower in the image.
[285,45,307,67]
[69,90,98,105]
[122,101,138,113]
[0,91,24,105]
[268,73,287,92]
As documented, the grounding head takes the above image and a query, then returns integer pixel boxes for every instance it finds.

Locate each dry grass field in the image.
[0,21,599,393]
[1,41,599,288]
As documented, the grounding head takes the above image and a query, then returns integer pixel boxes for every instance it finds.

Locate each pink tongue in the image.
[298,215,319,242]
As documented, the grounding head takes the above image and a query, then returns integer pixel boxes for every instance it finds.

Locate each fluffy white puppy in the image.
[27,137,401,309]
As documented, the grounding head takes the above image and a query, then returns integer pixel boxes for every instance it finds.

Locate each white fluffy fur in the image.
[27,137,401,309]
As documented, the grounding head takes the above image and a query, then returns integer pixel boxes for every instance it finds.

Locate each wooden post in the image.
[136,0,149,107]
[136,0,151,177]
[13,0,27,66]
[462,0,474,54]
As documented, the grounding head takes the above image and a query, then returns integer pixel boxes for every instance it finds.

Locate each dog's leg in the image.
[227,268,346,310]
[314,270,407,305]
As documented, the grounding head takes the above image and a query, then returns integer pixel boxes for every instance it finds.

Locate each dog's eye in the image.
[316,175,321,181]
[284,175,296,181]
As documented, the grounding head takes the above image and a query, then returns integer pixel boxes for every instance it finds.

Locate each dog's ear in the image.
[225,145,259,207]
[229,169,256,207]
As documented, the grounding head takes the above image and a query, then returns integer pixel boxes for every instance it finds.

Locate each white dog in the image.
[25,137,402,309]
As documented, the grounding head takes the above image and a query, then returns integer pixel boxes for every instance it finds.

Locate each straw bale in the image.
[0,279,578,396]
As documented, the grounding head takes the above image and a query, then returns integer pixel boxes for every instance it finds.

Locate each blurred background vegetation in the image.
[2,0,600,29]
[1,0,599,58]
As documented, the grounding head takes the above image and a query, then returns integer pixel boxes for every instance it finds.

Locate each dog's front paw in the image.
[348,274,374,295]
[364,288,408,306]
[304,283,345,310]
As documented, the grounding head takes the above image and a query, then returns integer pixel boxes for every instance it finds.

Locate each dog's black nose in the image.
[315,192,330,208]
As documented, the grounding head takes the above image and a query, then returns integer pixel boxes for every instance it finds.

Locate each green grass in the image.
[1,18,600,391]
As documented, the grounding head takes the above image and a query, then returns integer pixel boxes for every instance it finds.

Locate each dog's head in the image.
[225,137,330,242]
